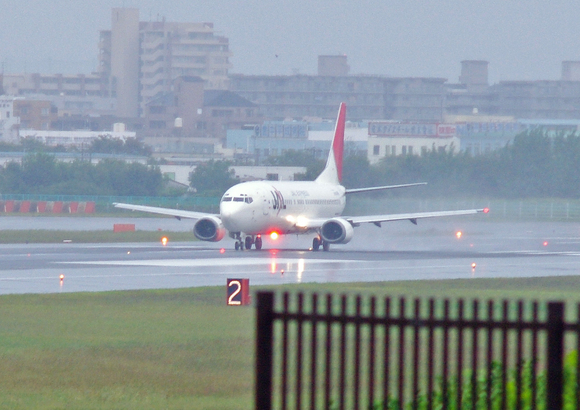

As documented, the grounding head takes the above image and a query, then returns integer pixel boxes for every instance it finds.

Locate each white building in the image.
[0,97,19,142]
[367,122,460,164]
[159,164,306,186]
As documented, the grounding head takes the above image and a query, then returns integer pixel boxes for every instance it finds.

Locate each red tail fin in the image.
[333,102,346,182]
[315,103,346,185]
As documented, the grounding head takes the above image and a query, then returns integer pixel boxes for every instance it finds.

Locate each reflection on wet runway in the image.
[0,219,579,294]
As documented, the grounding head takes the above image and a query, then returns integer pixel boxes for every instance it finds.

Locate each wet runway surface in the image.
[1,217,580,294]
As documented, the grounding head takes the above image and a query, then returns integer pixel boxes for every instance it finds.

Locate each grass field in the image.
[0,278,580,409]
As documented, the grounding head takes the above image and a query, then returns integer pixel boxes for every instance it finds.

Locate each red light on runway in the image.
[220,248,225,254]
[483,207,490,213]
[543,241,548,247]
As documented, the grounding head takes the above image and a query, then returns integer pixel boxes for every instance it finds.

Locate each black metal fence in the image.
[256,291,580,410]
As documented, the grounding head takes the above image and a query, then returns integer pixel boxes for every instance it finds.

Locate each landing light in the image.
[456,231,462,239]
[161,236,168,246]
[270,232,279,240]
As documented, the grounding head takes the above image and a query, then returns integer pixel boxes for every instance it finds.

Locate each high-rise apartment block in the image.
[99,8,232,118]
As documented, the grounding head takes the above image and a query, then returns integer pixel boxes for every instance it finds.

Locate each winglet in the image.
[315,102,346,184]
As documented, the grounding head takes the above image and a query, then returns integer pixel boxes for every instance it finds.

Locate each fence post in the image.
[546,301,565,410]
[256,291,275,410]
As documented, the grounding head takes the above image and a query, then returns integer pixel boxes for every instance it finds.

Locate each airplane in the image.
[114,103,488,251]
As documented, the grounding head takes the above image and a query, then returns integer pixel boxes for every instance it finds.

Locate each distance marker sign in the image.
[226,278,250,306]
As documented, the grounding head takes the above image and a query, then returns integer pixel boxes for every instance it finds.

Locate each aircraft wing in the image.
[113,203,217,220]
[345,182,427,194]
[346,208,488,226]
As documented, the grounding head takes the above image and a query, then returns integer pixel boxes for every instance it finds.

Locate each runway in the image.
[0,217,579,294]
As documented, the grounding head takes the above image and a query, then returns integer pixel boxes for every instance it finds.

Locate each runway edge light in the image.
[226,278,250,306]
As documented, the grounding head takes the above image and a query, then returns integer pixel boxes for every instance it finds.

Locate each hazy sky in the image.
[1,0,579,84]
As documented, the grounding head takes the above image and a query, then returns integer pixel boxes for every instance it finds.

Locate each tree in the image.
[263,149,325,181]
[189,160,239,196]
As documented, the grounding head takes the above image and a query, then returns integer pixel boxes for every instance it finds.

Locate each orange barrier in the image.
[113,224,135,232]
[19,201,31,213]
[52,202,63,213]
[1,200,97,213]
[85,202,95,213]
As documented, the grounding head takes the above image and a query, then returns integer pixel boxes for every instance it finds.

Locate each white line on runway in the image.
[55,257,357,267]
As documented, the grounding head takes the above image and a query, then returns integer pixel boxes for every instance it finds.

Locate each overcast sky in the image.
[1,0,579,84]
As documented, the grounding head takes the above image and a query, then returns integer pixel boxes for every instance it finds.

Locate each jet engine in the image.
[320,218,354,244]
[193,216,226,242]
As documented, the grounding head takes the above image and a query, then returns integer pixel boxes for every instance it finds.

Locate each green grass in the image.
[0,279,578,408]
[0,230,195,244]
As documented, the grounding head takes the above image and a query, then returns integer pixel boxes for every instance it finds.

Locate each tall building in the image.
[99,8,232,117]
[109,8,140,118]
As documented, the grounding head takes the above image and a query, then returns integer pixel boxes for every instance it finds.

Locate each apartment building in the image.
[229,74,446,122]
[99,8,232,117]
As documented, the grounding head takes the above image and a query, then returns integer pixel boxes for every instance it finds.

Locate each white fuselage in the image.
[219,180,346,235]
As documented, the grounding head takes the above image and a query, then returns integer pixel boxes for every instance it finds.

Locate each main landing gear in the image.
[234,235,262,251]
[312,236,330,252]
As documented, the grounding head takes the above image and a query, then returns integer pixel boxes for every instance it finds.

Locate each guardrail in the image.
[256,292,578,410]
[346,198,580,221]
[0,194,220,213]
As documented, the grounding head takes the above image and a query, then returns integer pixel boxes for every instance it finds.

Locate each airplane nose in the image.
[220,204,241,231]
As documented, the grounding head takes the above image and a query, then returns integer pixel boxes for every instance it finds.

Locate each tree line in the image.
[357,129,580,199]
[1,130,578,198]
[0,153,162,196]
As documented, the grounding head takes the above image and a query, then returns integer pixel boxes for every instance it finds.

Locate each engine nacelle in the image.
[320,218,354,244]
[194,216,226,242]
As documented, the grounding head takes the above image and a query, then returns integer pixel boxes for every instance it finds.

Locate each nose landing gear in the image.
[245,236,253,250]
[234,234,263,251]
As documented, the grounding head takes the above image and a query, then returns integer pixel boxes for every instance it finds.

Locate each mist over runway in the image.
[0,217,579,295]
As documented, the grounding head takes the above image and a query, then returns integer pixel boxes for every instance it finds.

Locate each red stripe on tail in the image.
[333,103,346,182]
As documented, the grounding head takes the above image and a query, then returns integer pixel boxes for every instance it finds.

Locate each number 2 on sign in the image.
[228,280,242,305]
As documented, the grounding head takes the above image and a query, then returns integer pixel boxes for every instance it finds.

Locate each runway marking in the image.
[492,251,580,256]
[55,257,357,267]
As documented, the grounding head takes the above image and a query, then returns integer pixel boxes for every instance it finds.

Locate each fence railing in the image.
[256,292,580,410]
[346,198,580,221]
[0,194,220,213]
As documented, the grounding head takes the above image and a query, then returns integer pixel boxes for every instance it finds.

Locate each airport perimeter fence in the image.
[2,194,580,220]
[256,291,580,410]
[0,194,219,214]
[346,198,580,221]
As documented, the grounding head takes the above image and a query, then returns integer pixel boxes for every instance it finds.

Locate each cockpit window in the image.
[245,197,253,204]
[233,197,244,202]
[221,197,232,202]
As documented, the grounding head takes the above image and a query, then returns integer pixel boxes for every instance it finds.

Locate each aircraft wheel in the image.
[312,237,320,251]
[235,242,240,251]
[245,236,253,250]
[255,237,262,250]
[322,241,330,252]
